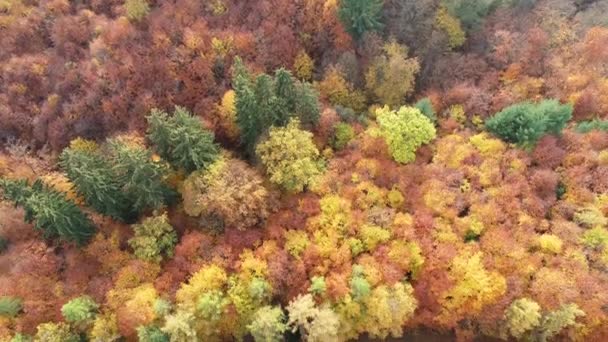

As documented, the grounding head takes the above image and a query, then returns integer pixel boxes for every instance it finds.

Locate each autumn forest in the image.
[1,0,608,341]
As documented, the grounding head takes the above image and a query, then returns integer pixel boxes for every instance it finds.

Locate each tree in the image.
[125,0,150,22]
[90,314,121,342]
[293,51,314,81]
[365,41,420,107]
[128,213,177,263]
[0,179,96,245]
[350,265,371,300]
[317,68,367,113]
[197,290,229,321]
[504,298,542,339]
[137,325,170,342]
[442,0,496,31]
[439,251,506,323]
[33,322,78,342]
[216,90,240,141]
[295,83,321,127]
[485,100,572,148]
[332,123,355,150]
[376,106,436,164]
[60,140,133,222]
[106,137,176,214]
[435,6,466,49]
[361,283,418,339]
[233,57,263,152]
[287,294,340,342]
[161,309,197,342]
[256,119,324,193]
[537,304,585,342]
[274,69,297,126]
[147,106,220,173]
[10,334,31,342]
[0,296,22,318]
[414,97,437,122]
[61,296,99,323]
[232,58,320,153]
[182,157,272,231]
[247,306,287,342]
[338,0,384,40]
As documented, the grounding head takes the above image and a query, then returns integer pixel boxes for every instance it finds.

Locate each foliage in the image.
[176,264,228,310]
[161,309,197,342]
[147,106,220,173]
[128,213,177,262]
[308,276,326,295]
[575,119,608,133]
[338,0,384,39]
[376,106,436,164]
[485,100,572,148]
[318,68,367,112]
[232,58,320,153]
[256,119,324,193]
[137,325,170,342]
[365,42,420,107]
[0,297,22,318]
[414,97,437,122]
[182,157,271,230]
[538,234,563,254]
[435,6,466,49]
[581,227,608,249]
[216,90,240,141]
[293,51,314,81]
[4,1,608,341]
[361,283,418,339]
[61,296,98,323]
[350,265,371,300]
[125,0,150,22]
[286,294,340,342]
[60,141,132,221]
[90,314,121,342]
[33,323,78,342]
[10,334,31,342]
[0,179,96,245]
[439,251,506,322]
[197,290,228,321]
[442,0,496,31]
[332,123,355,150]
[106,137,176,214]
[504,298,542,339]
[537,304,585,342]
[247,306,287,342]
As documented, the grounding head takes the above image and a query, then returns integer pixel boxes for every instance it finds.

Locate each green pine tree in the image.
[275,68,297,125]
[338,0,384,40]
[60,147,133,222]
[232,57,320,155]
[147,106,220,173]
[485,99,572,148]
[254,74,281,131]
[0,179,96,245]
[233,57,261,152]
[295,82,320,127]
[107,139,176,215]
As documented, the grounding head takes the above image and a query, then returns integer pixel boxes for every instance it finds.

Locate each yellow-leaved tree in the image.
[375,106,436,164]
[365,41,420,107]
[256,119,324,193]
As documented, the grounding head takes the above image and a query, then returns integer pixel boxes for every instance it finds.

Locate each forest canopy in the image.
[1,0,608,341]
